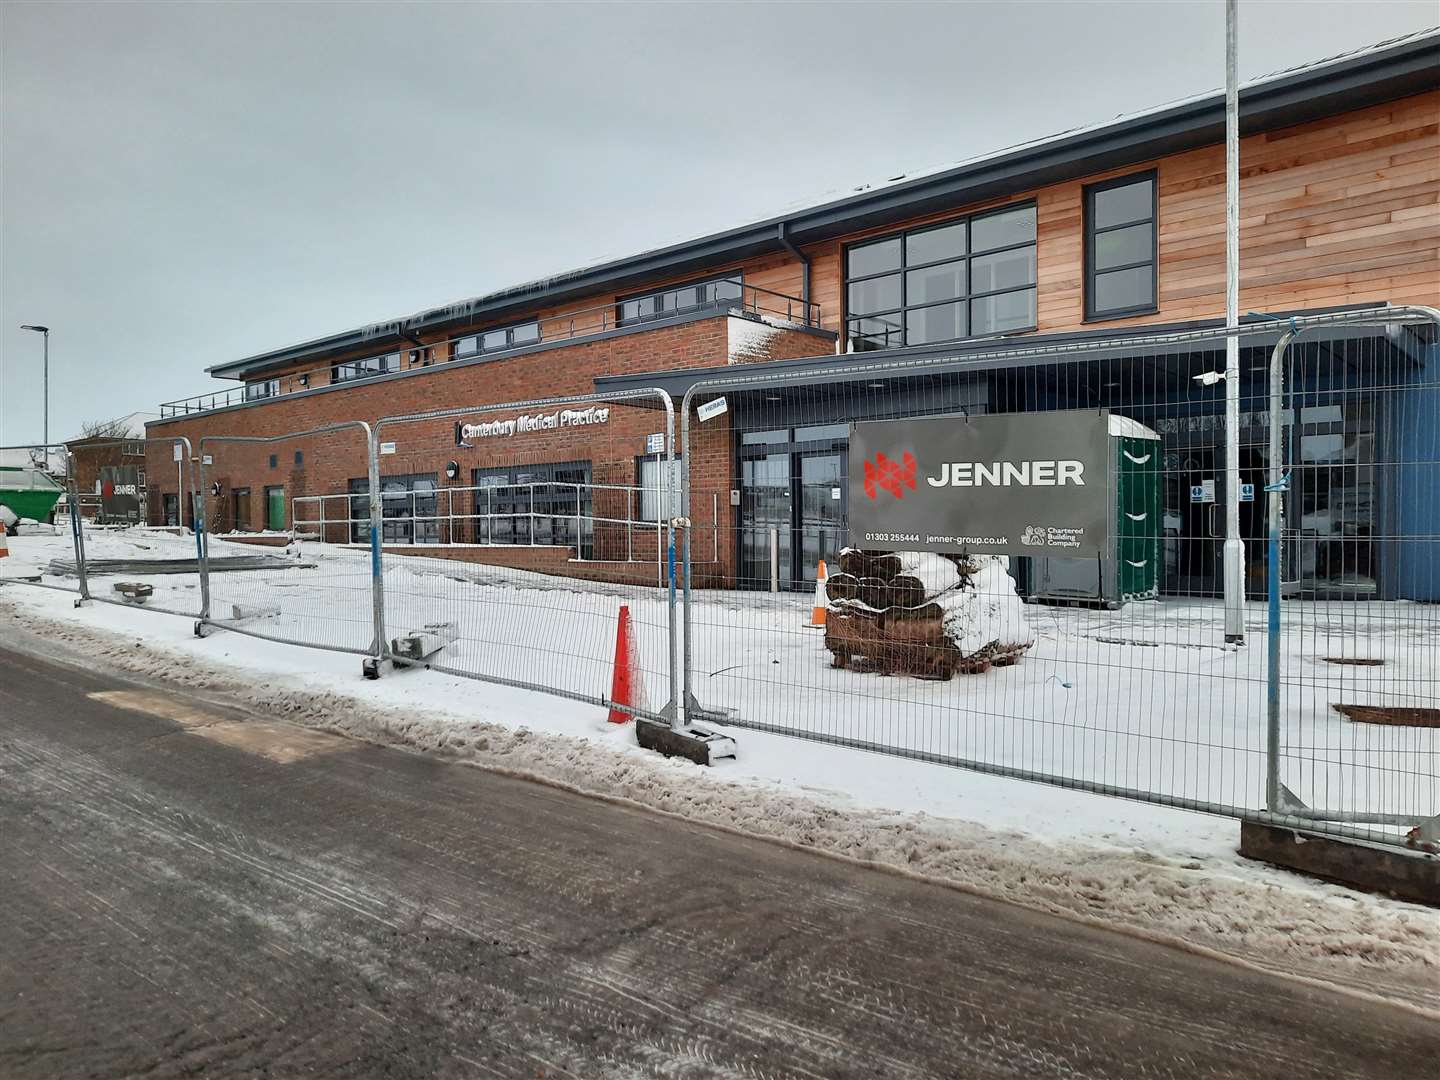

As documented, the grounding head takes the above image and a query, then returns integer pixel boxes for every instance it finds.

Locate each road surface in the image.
[1,643,1434,1079]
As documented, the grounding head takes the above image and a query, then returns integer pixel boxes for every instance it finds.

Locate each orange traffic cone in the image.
[809,559,828,627]
[608,604,648,723]
[0,519,9,560]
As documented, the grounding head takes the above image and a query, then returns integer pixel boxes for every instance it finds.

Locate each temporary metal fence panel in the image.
[373,389,680,720]
[198,423,383,659]
[1262,312,1440,843]
[0,443,87,602]
[678,306,1439,846]
[60,436,207,620]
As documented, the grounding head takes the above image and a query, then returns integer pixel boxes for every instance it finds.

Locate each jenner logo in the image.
[862,451,917,501]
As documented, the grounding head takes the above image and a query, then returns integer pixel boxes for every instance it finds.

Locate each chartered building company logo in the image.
[1019,524,1085,549]
[862,451,917,501]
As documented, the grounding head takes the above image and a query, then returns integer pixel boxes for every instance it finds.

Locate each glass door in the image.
[1168,448,1219,596]
[799,452,845,586]
[740,453,793,589]
[1291,410,1376,595]
[1166,443,1270,597]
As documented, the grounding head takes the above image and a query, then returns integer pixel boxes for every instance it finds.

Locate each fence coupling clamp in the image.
[671,516,692,528]
[1263,471,1291,493]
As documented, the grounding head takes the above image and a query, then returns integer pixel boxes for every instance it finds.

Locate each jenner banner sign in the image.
[847,410,1110,557]
[98,465,143,524]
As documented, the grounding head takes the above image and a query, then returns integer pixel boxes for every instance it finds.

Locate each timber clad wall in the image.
[796,91,1439,336]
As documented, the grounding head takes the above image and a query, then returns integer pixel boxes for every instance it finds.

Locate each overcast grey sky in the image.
[1,0,1434,444]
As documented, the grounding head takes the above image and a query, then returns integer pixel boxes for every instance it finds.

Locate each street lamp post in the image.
[20,324,50,448]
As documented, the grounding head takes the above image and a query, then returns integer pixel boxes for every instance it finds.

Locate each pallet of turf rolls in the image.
[824,549,1035,679]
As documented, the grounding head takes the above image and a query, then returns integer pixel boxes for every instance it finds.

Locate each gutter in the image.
[776,222,810,308]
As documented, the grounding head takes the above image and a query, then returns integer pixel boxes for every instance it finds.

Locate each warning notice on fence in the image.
[847,411,1110,557]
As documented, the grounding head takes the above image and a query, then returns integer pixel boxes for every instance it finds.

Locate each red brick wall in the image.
[146,312,832,584]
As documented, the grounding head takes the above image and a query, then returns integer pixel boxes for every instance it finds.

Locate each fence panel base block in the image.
[636,717,736,766]
[1238,821,1439,906]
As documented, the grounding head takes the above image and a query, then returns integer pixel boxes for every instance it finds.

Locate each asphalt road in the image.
[1,644,1435,1079]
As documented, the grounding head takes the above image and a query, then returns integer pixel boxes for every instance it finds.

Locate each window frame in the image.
[471,460,593,549]
[1083,169,1159,322]
[245,378,281,402]
[843,200,1038,352]
[332,351,401,384]
[347,472,440,544]
[452,319,542,360]
[616,273,745,327]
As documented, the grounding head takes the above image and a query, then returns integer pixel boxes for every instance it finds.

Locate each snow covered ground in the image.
[9,526,1433,831]
[2,526,1436,1007]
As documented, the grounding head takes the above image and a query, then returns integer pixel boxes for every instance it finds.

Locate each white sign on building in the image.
[456,406,610,443]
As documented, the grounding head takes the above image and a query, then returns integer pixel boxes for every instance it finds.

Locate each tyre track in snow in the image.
[1,645,1436,1079]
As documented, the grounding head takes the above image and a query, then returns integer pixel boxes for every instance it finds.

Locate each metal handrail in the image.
[158,279,822,418]
[288,481,721,564]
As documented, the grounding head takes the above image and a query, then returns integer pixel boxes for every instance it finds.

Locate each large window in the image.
[453,320,541,359]
[244,379,280,401]
[333,351,401,383]
[1085,171,1157,320]
[472,460,592,553]
[347,473,438,543]
[618,274,743,326]
[845,203,1037,352]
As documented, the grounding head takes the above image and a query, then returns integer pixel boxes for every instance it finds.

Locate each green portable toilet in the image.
[1025,413,1161,608]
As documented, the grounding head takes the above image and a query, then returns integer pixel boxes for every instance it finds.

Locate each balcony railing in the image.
[159,280,821,418]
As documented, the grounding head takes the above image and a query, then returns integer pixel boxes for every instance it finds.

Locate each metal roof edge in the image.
[593,303,1402,397]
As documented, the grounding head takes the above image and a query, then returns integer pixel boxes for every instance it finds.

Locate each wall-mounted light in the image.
[445,460,460,480]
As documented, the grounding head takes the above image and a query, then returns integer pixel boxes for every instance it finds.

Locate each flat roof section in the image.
[593,304,1429,402]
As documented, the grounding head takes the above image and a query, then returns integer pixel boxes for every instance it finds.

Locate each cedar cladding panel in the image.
[798,90,1439,335]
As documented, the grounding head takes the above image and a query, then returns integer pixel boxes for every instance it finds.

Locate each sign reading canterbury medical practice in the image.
[455,405,609,444]
[847,410,1110,557]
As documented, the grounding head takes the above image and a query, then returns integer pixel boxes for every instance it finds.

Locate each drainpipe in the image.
[776,222,811,325]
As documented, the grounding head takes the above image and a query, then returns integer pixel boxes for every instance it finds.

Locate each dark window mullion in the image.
[906,297,968,313]
[968,280,1037,302]
[1093,214,1153,235]
[902,246,973,273]
[957,237,1034,259]
[1093,257,1154,275]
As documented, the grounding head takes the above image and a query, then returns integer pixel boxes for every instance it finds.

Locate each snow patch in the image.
[727,316,783,363]
[940,557,1036,653]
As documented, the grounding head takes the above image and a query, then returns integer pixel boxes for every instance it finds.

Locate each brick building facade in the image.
[145,33,1440,596]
